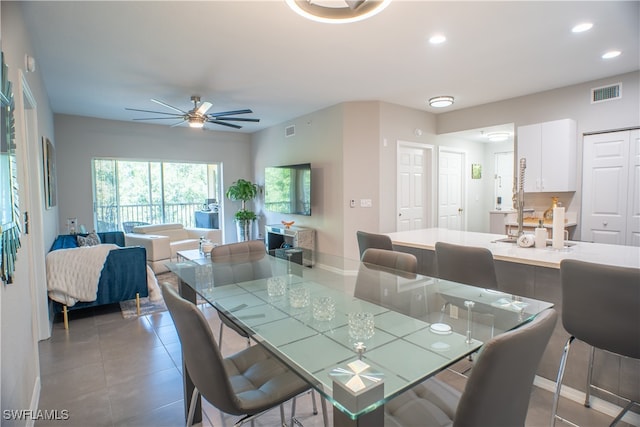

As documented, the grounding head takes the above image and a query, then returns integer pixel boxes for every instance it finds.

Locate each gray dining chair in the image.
[161,283,311,427]
[361,247,418,274]
[210,240,271,349]
[435,241,499,290]
[355,248,421,317]
[356,230,393,259]
[435,241,500,340]
[552,259,640,427]
[384,308,557,427]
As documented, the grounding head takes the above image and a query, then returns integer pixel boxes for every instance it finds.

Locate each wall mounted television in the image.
[264,163,311,216]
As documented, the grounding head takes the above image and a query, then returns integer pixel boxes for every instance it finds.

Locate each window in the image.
[92,159,220,232]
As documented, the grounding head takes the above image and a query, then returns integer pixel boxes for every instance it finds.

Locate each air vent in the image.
[591,83,621,103]
[285,125,295,138]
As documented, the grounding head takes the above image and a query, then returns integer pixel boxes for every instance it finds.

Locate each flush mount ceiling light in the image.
[285,0,392,24]
[487,132,510,142]
[428,96,454,108]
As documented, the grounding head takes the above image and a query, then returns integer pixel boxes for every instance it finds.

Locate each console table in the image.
[265,224,315,266]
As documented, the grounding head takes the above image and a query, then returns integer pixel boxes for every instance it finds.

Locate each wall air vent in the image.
[285,125,295,138]
[591,83,621,104]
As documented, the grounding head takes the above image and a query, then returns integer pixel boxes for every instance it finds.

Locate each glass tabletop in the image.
[167,251,553,420]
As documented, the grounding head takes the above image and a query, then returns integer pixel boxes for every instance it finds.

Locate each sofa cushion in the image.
[132,223,184,234]
[77,231,101,247]
[170,239,201,257]
[131,223,190,242]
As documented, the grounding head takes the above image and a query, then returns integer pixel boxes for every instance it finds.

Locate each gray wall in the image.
[54,115,252,244]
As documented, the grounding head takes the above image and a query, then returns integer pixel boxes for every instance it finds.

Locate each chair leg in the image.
[290,396,297,427]
[320,394,329,427]
[219,323,224,351]
[584,345,595,408]
[186,387,200,427]
[280,404,286,427]
[63,305,69,330]
[551,335,575,427]
[136,292,141,316]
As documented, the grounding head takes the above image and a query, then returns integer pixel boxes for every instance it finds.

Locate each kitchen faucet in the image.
[516,158,526,237]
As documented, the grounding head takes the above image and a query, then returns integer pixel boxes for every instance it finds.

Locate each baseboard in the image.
[534,375,640,426]
[27,376,41,427]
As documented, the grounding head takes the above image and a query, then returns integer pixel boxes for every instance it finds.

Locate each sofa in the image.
[48,231,150,329]
[125,223,222,273]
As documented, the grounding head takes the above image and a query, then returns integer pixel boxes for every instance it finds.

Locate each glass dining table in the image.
[167,251,553,426]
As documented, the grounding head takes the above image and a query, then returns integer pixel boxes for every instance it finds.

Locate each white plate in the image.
[429,323,452,335]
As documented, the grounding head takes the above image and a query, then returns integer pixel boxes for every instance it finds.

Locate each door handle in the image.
[458,208,463,213]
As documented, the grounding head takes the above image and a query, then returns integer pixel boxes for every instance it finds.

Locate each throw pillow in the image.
[77,231,101,247]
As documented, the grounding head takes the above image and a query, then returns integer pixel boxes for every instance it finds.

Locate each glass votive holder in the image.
[348,312,375,341]
[289,286,310,308]
[312,296,336,321]
[267,277,287,297]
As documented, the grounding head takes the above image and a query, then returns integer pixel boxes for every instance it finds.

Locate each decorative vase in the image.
[236,220,253,241]
[543,197,558,221]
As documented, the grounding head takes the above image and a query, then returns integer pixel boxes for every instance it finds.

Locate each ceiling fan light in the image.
[428,96,454,108]
[285,0,392,24]
[189,117,205,128]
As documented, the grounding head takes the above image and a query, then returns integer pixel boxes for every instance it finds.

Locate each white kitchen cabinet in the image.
[517,119,577,192]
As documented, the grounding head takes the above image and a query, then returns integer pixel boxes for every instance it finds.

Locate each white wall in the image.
[54,114,252,244]
[1,1,57,420]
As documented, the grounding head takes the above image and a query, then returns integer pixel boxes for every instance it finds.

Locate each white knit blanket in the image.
[46,244,118,306]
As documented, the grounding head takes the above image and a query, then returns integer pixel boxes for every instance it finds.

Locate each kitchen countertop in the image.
[386,228,640,270]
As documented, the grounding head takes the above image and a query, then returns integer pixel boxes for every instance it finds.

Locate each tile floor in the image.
[36,303,628,427]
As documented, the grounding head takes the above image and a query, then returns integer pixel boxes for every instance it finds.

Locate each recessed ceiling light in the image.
[571,22,593,33]
[429,34,446,44]
[602,50,621,59]
[428,96,454,108]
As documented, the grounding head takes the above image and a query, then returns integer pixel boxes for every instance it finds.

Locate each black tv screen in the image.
[264,163,311,216]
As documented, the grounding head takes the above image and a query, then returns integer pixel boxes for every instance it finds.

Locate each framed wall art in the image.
[471,163,482,179]
[43,137,57,209]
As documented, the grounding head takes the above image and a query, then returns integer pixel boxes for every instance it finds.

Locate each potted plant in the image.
[225,178,259,241]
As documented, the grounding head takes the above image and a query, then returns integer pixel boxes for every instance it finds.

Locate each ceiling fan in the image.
[125,96,260,129]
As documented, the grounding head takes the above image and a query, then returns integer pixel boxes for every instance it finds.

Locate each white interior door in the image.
[494,151,514,210]
[438,149,465,230]
[626,130,640,246]
[581,131,629,244]
[397,143,432,231]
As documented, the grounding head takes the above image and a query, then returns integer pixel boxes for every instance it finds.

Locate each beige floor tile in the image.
[107,367,183,424]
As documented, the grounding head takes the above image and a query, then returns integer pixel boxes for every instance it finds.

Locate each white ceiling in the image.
[19,1,640,134]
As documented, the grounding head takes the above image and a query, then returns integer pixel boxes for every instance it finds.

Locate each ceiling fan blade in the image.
[214,117,260,122]
[132,117,187,121]
[207,119,242,129]
[150,98,188,114]
[170,120,187,128]
[126,108,184,117]
[207,109,253,117]
[196,101,213,115]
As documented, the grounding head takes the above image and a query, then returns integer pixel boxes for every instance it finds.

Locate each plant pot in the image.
[236,219,253,242]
